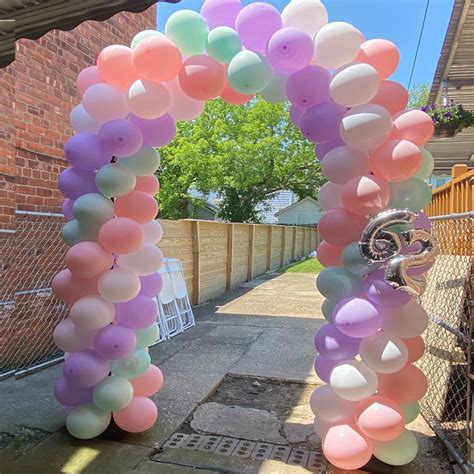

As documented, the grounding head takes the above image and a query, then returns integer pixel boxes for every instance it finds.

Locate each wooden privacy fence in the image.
[157,219,319,305]
[426,164,474,217]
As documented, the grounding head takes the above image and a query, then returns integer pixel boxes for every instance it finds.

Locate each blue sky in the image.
[157,0,454,89]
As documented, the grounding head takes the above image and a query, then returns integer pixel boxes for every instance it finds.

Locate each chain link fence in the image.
[0,212,68,380]
[419,212,473,472]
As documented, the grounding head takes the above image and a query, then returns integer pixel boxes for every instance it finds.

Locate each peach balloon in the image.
[323,424,373,471]
[317,241,344,267]
[52,269,100,305]
[318,182,342,211]
[321,146,369,185]
[133,35,182,82]
[392,110,434,146]
[99,217,145,254]
[65,242,114,279]
[128,80,171,120]
[403,336,425,363]
[70,295,116,330]
[97,45,138,91]
[131,365,164,397]
[179,55,226,101]
[134,175,160,195]
[378,364,428,404]
[53,319,95,353]
[98,268,141,303]
[319,208,368,246]
[354,396,406,441]
[371,80,409,115]
[370,139,423,182]
[341,175,391,216]
[117,244,164,276]
[113,396,158,433]
[142,220,163,244]
[166,78,206,121]
[115,192,159,225]
[77,66,102,96]
[361,39,400,80]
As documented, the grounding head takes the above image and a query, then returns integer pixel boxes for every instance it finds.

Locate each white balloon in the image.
[117,244,164,276]
[70,104,103,134]
[360,332,409,374]
[282,1,328,38]
[128,79,171,120]
[340,104,393,150]
[330,63,381,108]
[321,146,370,185]
[310,385,357,424]
[167,78,206,121]
[317,182,342,211]
[259,73,288,103]
[98,268,141,303]
[82,83,129,122]
[142,220,163,244]
[382,300,429,338]
[330,361,378,401]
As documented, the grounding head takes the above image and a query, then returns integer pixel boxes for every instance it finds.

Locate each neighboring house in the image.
[258,190,297,224]
[188,201,219,221]
[275,197,323,226]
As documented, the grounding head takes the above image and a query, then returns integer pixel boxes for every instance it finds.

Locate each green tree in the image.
[408,83,431,110]
[158,97,324,222]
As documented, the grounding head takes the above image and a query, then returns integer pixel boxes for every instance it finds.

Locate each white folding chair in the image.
[168,259,195,330]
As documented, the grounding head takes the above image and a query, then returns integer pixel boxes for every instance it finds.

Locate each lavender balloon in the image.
[98,119,143,157]
[63,350,110,388]
[54,377,93,406]
[64,133,111,171]
[62,199,75,221]
[314,323,360,361]
[316,137,346,161]
[59,168,99,200]
[235,2,282,54]
[300,102,347,143]
[266,27,314,74]
[286,65,331,109]
[131,114,177,148]
[314,355,341,384]
[333,297,382,338]
[201,0,243,29]
[140,273,164,298]
[363,270,412,309]
[93,325,137,360]
[115,295,159,330]
[290,103,304,127]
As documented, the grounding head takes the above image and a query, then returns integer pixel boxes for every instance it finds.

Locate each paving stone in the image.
[196,435,221,453]
[180,433,205,450]
[233,440,256,459]
[283,404,315,443]
[214,437,239,456]
[134,459,219,473]
[269,445,292,463]
[308,450,328,471]
[251,442,273,461]
[163,433,189,449]
[288,447,309,467]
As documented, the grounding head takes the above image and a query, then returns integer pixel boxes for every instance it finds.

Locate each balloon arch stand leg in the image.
[52,1,438,470]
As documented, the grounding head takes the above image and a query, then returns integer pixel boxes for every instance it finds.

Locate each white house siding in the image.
[277,199,323,225]
[259,190,297,224]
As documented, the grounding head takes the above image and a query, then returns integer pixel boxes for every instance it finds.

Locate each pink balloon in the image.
[166,78,205,121]
[97,45,138,91]
[65,242,114,279]
[341,175,391,216]
[98,269,141,303]
[403,336,425,363]
[117,244,163,276]
[128,80,171,120]
[99,217,145,255]
[378,365,428,404]
[321,146,369,185]
[131,365,164,397]
[77,66,102,96]
[317,182,342,211]
[53,319,95,352]
[201,0,243,29]
[371,80,409,115]
[71,295,116,330]
[52,269,100,305]
[115,191,159,225]
[310,385,357,424]
[323,424,373,470]
[392,110,434,146]
[317,241,344,267]
[113,396,158,433]
[131,114,177,148]
[286,65,331,109]
[361,39,400,80]
[319,208,367,246]
[316,137,346,161]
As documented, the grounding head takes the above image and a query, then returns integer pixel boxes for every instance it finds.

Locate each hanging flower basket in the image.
[432,123,459,139]
[422,103,474,140]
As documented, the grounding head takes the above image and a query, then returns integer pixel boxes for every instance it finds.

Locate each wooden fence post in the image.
[247,224,255,281]
[280,227,286,267]
[266,226,273,272]
[191,220,201,305]
[226,224,234,291]
[292,227,297,262]
[302,227,306,255]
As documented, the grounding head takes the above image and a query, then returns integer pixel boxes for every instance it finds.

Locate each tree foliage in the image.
[158,98,324,222]
[408,83,431,110]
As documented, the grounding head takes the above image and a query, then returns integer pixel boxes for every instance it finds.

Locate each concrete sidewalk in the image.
[0,273,452,473]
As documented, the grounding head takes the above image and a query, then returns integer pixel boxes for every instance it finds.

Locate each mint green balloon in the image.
[260,73,288,104]
[93,376,134,411]
[389,178,432,212]
[342,242,379,276]
[131,30,163,49]
[120,145,161,177]
[135,324,160,349]
[401,401,420,424]
[66,403,111,440]
[373,430,418,466]
[322,299,337,322]
[165,10,209,56]
[73,193,115,225]
[416,148,434,180]
[96,163,136,198]
[206,27,242,63]
[63,219,100,247]
[316,267,363,301]
[228,51,272,95]
[111,349,151,379]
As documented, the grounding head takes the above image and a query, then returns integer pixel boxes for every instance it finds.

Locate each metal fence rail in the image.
[419,212,473,472]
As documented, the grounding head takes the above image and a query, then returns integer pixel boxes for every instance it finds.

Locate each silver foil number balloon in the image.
[359,209,438,296]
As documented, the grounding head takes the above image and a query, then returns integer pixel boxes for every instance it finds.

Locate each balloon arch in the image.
[52,0,437,470]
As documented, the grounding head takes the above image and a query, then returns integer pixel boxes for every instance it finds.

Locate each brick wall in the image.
[0,6,158,228]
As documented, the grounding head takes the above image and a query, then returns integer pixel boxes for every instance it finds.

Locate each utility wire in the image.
[408,0,430,91]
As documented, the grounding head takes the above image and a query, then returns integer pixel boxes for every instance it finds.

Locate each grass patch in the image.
[279,257,324,274]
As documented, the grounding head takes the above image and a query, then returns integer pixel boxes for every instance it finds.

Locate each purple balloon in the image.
[300,102,347,144]
[235,3,282,54]
[415,211,431,231]
[316,137,346,161]
[62,198,75,221]
[314,324,361,361]
[64,133,111,171]
[267,27,314,74]
[290,104,304,127]
[201,0,243,29]
[98,119,143,157]
[333,297,382,338]
[139,272,163,298]
[115,295,159,329]
[286,65,331,109]
[363,270,412,309]
[63,350,110,388]
[54,377,92,406]
[131,114,177,148]
[314,355,340,383]
[59,168,98,200]
[93,325,137,360]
